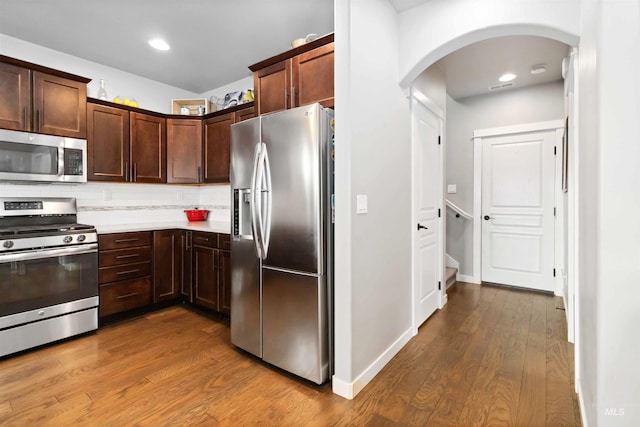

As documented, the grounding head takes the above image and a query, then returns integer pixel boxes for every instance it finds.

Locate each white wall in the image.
[412,64,447,111]
[333,0,412,398]
[588,0,640,425]
[0,34,199,113]
[446,81,565,276]
[199,76,254,111]
[397,0,581,86]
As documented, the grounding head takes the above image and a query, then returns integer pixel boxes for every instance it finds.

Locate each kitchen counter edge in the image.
[95,221,230,235]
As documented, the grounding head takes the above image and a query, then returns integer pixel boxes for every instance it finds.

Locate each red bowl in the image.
[184,209,209,221]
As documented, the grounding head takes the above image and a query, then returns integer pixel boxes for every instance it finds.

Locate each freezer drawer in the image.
[262,267,328,384]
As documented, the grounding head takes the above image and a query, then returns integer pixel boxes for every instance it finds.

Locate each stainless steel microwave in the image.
[0,129,87,183]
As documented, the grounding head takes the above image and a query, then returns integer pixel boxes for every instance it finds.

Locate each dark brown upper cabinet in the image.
[167,118,202,184]
[250,34,334,116]
[0,56,89,138]
[130,112,167,183]
[87,103,130,182]
[203,112,233,183]
[87,100,166,183]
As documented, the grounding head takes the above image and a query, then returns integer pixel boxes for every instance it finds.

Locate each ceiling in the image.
[0,1,569,99]
[433,36,571,100]
[0,0,334,94]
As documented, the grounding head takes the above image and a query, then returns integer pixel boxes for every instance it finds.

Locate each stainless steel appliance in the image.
[230,103,334,384]
[0,197,98,358]
[0,129,87,183]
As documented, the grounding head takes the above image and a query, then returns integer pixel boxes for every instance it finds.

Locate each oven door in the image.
[0,244,98,325]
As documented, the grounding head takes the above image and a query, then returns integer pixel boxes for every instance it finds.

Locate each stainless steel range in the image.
[0,197,98,358]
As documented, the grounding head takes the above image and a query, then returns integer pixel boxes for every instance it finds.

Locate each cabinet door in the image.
[131,112,166,183]
[203,113,233,183]
[219,250,231,315]
[235,106,256,123]
[167,118,202,184]
[152,230,182,303]
[32,71,87,138]
[193,245,219,310]
[181,231,193,301]
[87,103,130,182]
[292,43,334,109]
[253,60,291,115]
[0,62,30,131]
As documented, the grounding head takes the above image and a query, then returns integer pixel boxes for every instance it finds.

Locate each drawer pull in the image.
[114,238,139,243]
[116,292,140,300]
[115,269,140,275]
[115,254,140,259]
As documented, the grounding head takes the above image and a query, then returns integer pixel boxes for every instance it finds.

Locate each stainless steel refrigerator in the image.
[230,103,334,384]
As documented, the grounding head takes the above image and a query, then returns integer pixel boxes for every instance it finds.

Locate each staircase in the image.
[446,266,458,289]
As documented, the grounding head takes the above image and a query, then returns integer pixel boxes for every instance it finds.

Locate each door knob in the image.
[483,215,491,221]
[417,223,428,231]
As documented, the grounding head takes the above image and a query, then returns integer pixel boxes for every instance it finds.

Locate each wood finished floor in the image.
[0,283,581,426]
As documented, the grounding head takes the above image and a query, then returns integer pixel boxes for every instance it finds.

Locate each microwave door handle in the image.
[57,146,65,176]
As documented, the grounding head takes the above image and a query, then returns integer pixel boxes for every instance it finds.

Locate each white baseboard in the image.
[457,274,478,284]
[332,327,413,400]
[576,378,588,427]
[445,253,459,270]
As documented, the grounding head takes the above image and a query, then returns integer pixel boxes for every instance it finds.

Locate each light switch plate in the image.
[356,194,368,214]
[447,184,457,194]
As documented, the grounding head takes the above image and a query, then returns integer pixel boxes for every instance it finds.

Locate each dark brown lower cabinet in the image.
[193,244,219,310]
[101,230,230,318]
[190,232,231,315]
[153,230,230,314]
[98,232,152,318]
[152,230,184,303]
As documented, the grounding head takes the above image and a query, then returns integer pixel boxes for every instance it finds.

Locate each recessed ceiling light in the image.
[530,64,547,75]
[148,38,170,51]
[498,73,516,82]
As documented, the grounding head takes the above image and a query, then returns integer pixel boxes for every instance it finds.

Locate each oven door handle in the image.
[0,243,98,263]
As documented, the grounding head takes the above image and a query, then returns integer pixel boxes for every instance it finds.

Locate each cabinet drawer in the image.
[99,261,151,284]
[218,234,230,250]
[99,232,152,250]
[99,277,151,317]
[99,247,151,267]
[192,232,218,248]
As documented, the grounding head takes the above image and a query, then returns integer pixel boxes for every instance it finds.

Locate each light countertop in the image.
[95,220,230,235]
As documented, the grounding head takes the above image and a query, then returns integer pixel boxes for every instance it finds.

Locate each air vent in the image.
[488,82,515,91]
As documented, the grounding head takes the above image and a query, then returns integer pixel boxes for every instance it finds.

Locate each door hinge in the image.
[553,268,556,277]
[438,281,442,290]
[438,208,441,218]
[554,146,557,155]
[438,136,441,145]
[554,207,556,217]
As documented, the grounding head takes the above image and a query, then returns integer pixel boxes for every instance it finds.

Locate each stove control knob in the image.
[63,235,73,244]
[77,234,86,242]
[3,240,14,249]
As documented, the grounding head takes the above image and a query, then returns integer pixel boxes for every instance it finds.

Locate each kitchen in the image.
[0,0,338,423]
[2,0,639,426]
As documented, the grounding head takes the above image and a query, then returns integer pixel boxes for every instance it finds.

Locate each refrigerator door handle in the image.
[250,143,264,259]
[262,144,272,257]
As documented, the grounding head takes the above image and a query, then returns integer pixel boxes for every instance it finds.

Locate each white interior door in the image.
[481,129,555,292]
[412,96,442,328]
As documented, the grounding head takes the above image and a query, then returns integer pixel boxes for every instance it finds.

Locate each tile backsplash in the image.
[0,182,231,225]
